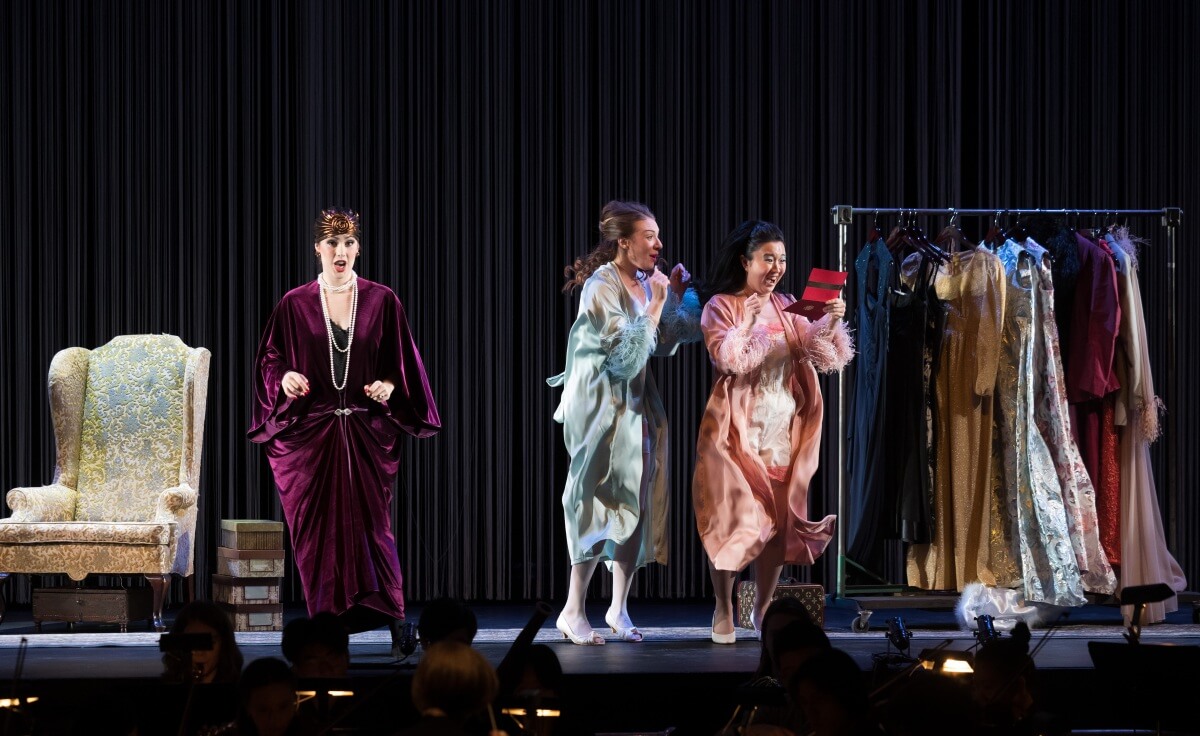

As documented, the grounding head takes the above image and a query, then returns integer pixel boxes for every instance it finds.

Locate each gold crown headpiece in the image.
[315,208,361,241]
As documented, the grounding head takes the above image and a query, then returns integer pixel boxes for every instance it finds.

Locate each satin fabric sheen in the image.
[1110,232,1187,624]
[693,292,852,572]
[547,264,701,567]
[249,278,440,619]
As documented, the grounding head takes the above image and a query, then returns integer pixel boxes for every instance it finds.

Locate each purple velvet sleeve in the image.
[248,298,299,443]
[382,293,442,438]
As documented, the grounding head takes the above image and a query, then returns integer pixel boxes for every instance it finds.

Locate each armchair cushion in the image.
[0,521,175,546]
[6,484,79,522]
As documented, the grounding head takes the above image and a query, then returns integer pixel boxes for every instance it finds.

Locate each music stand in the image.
[1119,582,1176,644]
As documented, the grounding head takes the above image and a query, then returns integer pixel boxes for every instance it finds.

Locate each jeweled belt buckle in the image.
[334,408,353,417]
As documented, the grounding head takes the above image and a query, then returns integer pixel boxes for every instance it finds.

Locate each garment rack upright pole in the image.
[829,205,1182,601]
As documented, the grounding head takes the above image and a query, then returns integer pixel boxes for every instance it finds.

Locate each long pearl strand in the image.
[318,271,359,391]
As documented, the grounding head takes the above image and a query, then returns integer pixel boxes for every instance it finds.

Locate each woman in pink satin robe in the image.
[249,208,440,657]
[693,221,852,644]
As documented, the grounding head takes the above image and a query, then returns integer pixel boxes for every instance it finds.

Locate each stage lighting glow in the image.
[502,707,561,718]
[0,697,37,709]
[918,648,975,675]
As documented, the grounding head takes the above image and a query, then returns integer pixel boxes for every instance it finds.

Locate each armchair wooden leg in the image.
[146,574,170,632]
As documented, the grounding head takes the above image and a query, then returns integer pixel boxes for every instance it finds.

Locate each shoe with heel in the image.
[556,614,605,646]
[711,613,736,644]
[605,611,643,642]
[389,619,405,659]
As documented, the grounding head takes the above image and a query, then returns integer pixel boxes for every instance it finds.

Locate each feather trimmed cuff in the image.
[801,315,855,374]
[659,288,703,345]
[716,324,774,375]
[1138,395,1166,443]
[602,315,658,380]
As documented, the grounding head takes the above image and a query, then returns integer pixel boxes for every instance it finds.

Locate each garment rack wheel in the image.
[851,609,873,632]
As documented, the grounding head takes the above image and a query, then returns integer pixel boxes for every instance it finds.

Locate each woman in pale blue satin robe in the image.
[547,200,700,645]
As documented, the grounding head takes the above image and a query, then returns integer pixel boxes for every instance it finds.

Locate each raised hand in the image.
[823,297,846,323]
[648,269,671,305]
[364,379,395,404]
[742,293,763,329]
[669,262,692,297]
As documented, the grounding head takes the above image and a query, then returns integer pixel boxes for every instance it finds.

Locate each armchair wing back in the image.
[0,334,210,630]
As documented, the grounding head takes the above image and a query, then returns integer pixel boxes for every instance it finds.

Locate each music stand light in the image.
[1119,583,1175,644]
[918,648,974,675]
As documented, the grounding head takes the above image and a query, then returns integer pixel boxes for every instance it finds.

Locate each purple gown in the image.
[249,277,440,620]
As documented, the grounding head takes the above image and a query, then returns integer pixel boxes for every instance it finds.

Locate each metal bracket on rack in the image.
[1163,207,1183,228]
[833,205,854,226]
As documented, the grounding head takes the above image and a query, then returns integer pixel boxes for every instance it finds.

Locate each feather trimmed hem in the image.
[602,315,658,380]
[801,316,855,374]
[716,324,774,375]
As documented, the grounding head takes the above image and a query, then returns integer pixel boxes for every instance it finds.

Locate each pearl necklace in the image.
[319,271,357,293]
[318,272,358,391]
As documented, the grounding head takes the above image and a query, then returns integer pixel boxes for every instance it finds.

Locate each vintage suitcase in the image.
[736,580,825,629]
[212,574,282,606]
[218,602,284,632]
[215,547,286,578]
[32,587,153,633]
[220,519,285,550]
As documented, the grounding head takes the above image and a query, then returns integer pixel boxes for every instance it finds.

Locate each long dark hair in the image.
[562,200,656,293]
[696,219,786,304]
[161,600,245,684]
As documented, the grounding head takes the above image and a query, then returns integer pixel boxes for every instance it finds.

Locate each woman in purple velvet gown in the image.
[249,208,440,655]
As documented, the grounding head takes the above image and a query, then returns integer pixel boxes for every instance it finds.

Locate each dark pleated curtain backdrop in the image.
[0,0,1195,608]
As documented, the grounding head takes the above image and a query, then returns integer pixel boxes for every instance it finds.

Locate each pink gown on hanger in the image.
[1109,230,1187,625]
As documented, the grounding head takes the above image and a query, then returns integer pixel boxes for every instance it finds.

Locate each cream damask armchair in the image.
[0,334,210,630]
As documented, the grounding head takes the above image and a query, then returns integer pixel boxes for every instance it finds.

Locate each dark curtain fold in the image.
[1,0,1195,607]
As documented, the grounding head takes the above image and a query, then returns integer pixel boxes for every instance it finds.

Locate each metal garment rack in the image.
[828,205,1183,611]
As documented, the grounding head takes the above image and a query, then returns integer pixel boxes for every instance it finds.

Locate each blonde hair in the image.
[411,641,498,719]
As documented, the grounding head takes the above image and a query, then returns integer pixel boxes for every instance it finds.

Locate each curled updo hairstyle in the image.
[562,200,656,293]
[696,219,786,304]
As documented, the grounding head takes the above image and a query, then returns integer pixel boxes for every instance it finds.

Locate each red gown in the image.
[249,278,440,620]
[1065,232,1121,565]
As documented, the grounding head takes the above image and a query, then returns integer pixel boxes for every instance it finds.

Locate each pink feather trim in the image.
[800,315,854,374]
[716,324,774,375]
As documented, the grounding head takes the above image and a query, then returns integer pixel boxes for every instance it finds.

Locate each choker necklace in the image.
[318,274,359,391]
[319,271,358,293]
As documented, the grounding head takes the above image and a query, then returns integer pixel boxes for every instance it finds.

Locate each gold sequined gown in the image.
[906,246,1016,590]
